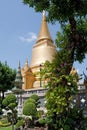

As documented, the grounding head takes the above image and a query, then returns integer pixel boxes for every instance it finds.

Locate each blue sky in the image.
[0,0,87,78]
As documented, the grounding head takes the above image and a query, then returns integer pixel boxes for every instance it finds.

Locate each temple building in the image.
[22,11,57,90]
[13,12,87,115]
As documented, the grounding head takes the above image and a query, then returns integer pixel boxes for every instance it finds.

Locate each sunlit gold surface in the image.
[36,11,53,43]
[22,60,36,90]
[22,12,57,89]
[30,12,57,68]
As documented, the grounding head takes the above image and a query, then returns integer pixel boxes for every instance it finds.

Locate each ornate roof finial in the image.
[25,58,28,66]
[18,61,21,69]
[36,11,53,43]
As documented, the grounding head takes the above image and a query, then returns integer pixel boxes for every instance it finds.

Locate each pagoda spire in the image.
[18,61,21,70]
[15,61,22,84]
[25,58,28,66]
[36,11,53,43]
[30,11,56,68]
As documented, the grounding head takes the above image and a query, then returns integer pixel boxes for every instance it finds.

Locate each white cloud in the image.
[19,32,37,43]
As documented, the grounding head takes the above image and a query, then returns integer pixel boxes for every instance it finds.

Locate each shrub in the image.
[23,102,37,117]
[2,94,16,107]
[15,119,25,128]
[30,94,39,102]
[34,118,46,127]
[39,118,46,126]
[25,98,36,105]
[30,94,40,108]
[0,118,11,127]
[0,121,3,126]
[0,117,8,124]
[1,122,11,127]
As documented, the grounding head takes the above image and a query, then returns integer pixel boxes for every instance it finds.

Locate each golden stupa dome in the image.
[30,11,57,68]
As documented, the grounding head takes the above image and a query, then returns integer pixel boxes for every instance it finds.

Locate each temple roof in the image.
[36,11,53,43]
[22,59,32,74]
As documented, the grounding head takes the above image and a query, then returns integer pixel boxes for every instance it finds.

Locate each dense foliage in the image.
[30,94,39,102]
[2,93,18,125]
[23,102,37,117]
[15,119,25,129]
[40,54,87,130]
[23,0,87,19]
[23,94,40,128]
[30,94,40,107]
[0,62,16,115]
[23,94,39,117]
[0,62,16,99]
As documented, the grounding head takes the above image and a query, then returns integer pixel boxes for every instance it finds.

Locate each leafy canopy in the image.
[2,93,17,110]
[2,93,18,124]
[23,0,87,22]
[0,62,16,95]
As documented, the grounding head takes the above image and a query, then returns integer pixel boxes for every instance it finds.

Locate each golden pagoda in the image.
[22,11,57,90]
[30,11,56,69]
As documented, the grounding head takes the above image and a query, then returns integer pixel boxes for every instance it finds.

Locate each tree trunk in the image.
[69,16,80,49]
[64,16,79,74]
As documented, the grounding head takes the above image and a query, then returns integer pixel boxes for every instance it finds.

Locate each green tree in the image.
[41,58,87,130]
[30,94,39,102]
[2,93,18,125]
[30,94,40,107]
[23,102,37,117]
[23,100,38,128]
[0,62,16,99]
[23,94,40,128]
[23,94,40,117]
